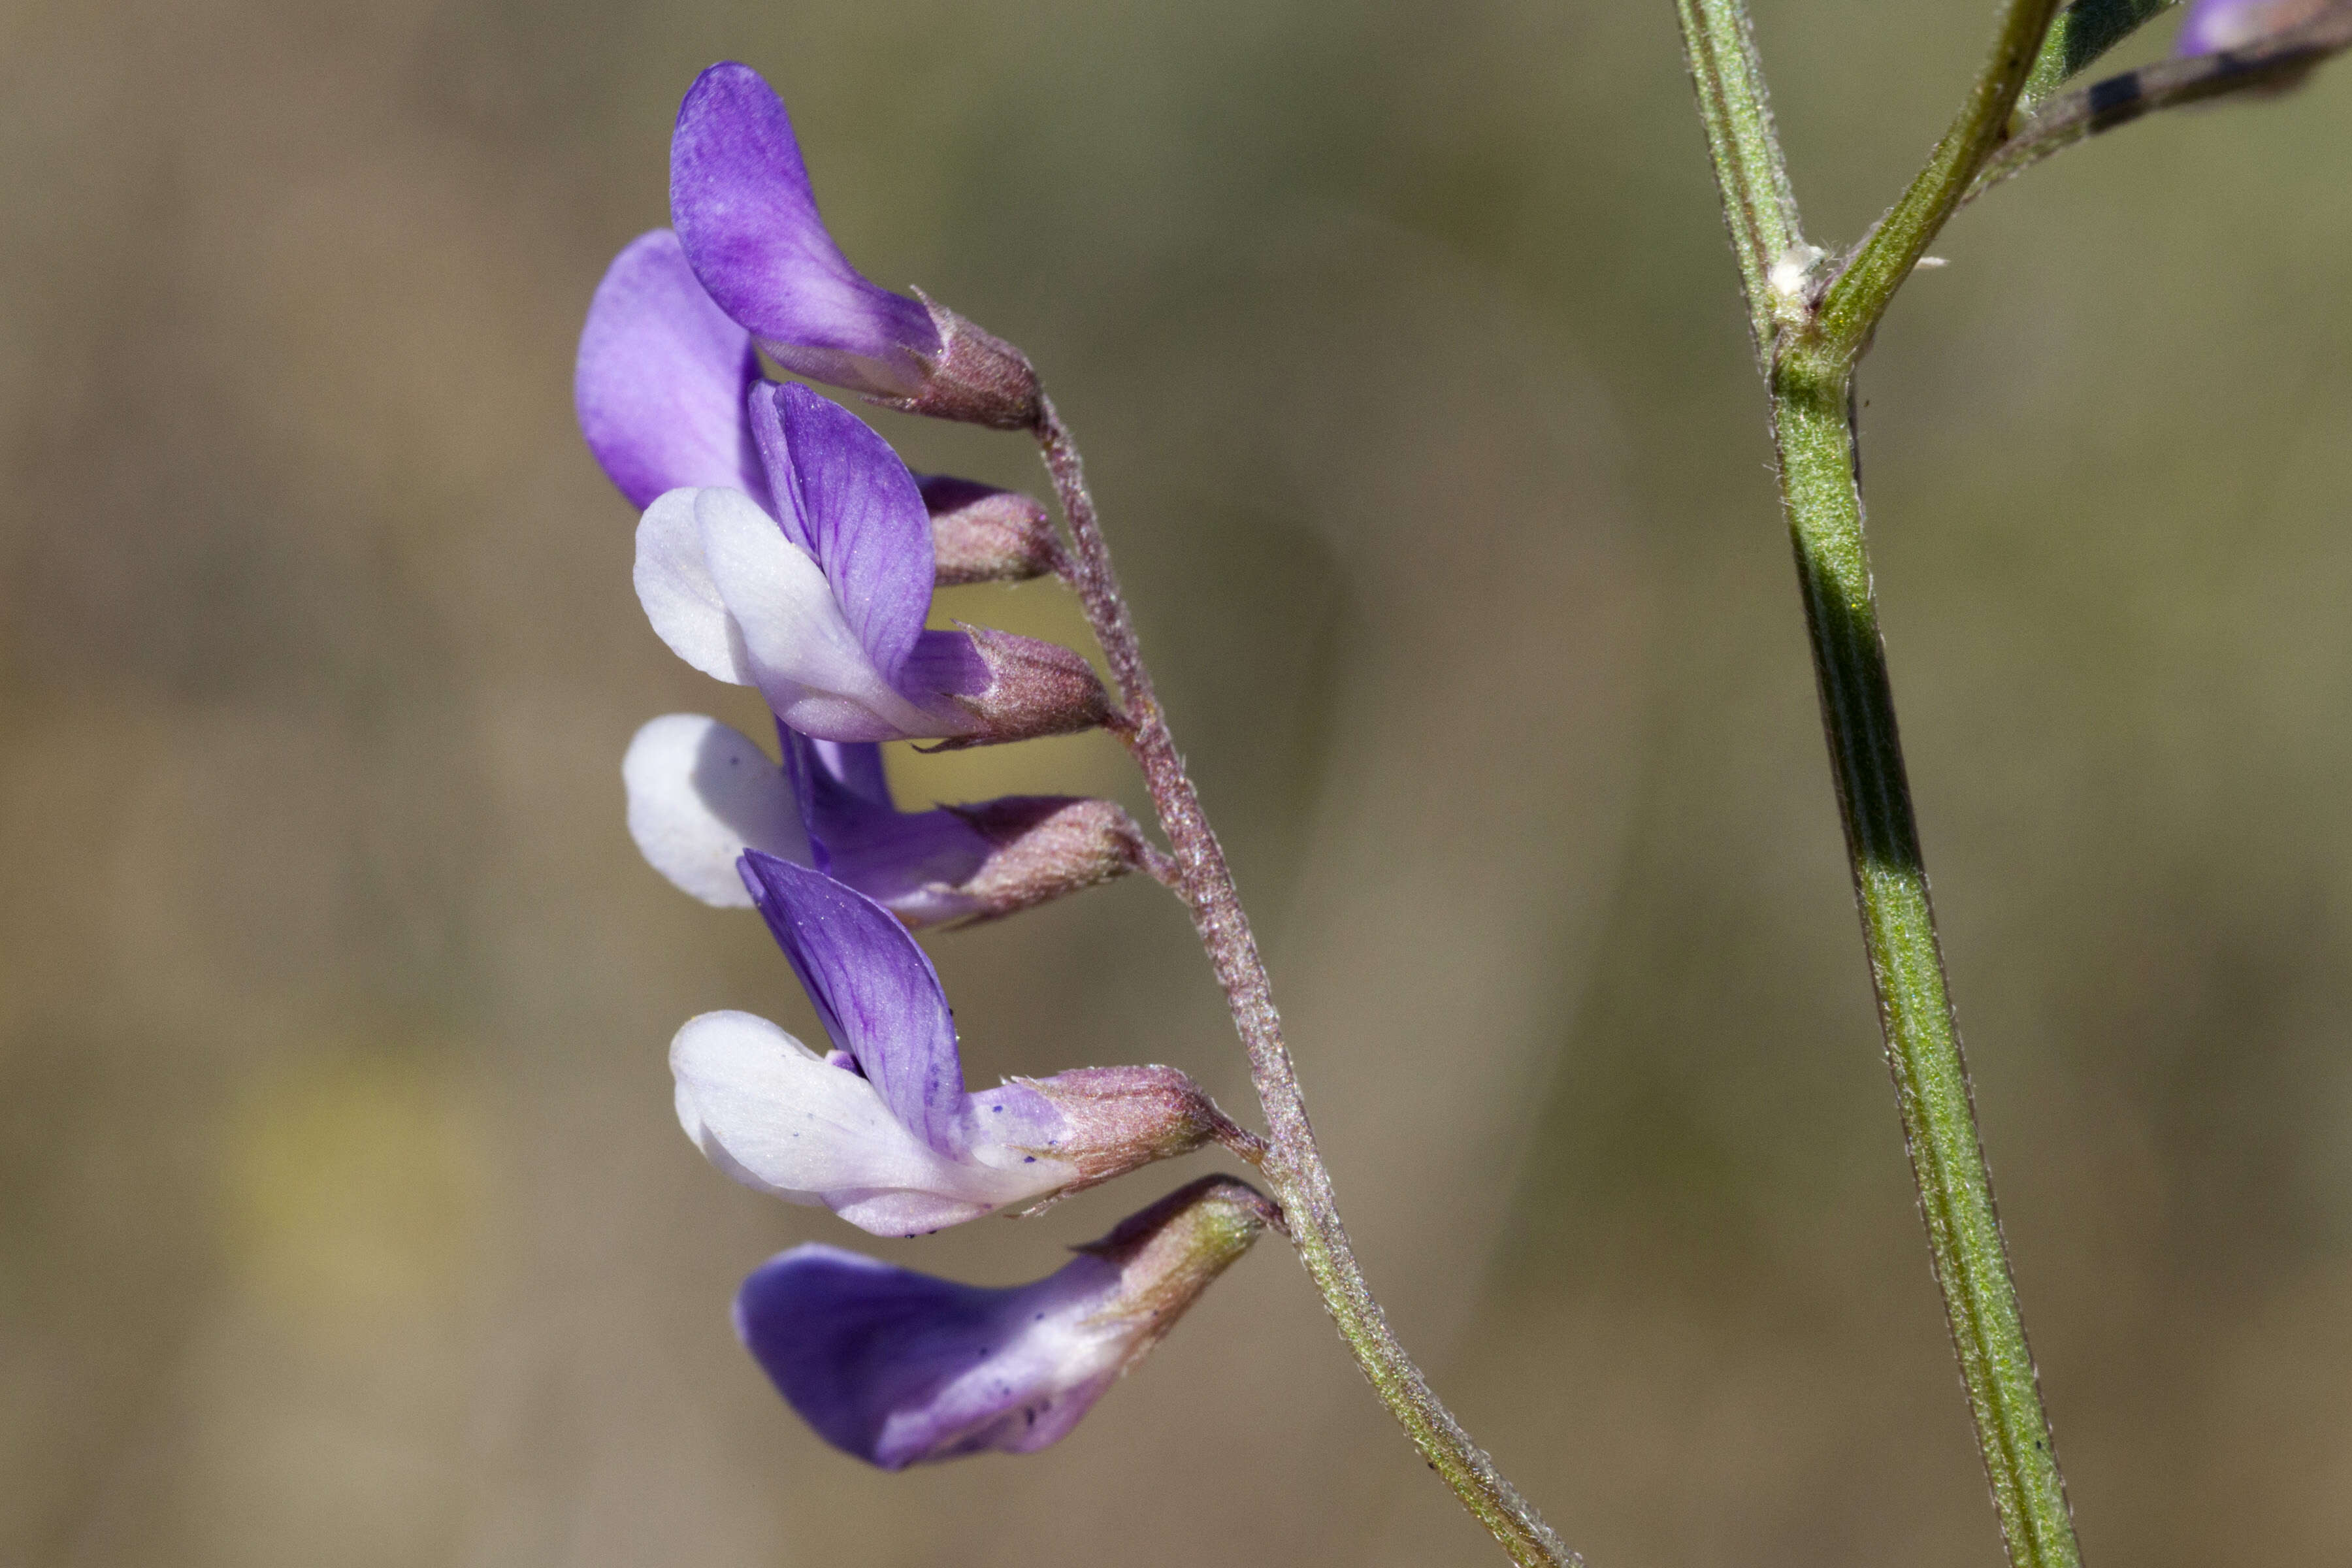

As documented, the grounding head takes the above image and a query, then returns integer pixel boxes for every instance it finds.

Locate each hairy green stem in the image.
[1674,0,1806,361]
[1676,1,2086,1565]
[1772,369,2082,1568]
[1814,0,2065,362]
[1033,399,1577,1568]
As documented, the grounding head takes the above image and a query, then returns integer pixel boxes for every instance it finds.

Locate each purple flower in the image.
[632,380,1109,745]
[736,1175,1276,1467]
[623,715,1147,924]
[670,852,1235,1235]
[2176,0,2330,52]
[574,243,1061,578]
[670,63,1040,428]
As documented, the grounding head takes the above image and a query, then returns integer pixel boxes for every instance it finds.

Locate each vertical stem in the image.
[1678,0,2085,1561]
[1674,0,1807,363]
[1034,399,1578,1568]
[1772,367,2082,1568]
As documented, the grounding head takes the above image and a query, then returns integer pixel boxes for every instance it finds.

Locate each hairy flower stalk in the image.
[1029,403,1575,1567]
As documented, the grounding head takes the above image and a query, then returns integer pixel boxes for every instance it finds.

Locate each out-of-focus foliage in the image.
[0,1,2347,1565]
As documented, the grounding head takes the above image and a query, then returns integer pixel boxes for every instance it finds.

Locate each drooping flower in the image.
[736,1175,1276,1467]
[670,61,1041,428]
[670,851,1238,1234]
[2176,0,2332,52]
[576,233,1060,581]
[634,380,1110,745]
[622,713,1148,924]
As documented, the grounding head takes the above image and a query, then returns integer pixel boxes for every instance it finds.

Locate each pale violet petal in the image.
[575,230,766,510]
[623,715,811,906]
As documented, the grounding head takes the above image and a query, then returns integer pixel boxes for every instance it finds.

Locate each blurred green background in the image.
[4,0,2351,1563]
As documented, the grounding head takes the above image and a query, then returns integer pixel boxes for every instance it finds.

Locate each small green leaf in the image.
[2017,0,2179,112]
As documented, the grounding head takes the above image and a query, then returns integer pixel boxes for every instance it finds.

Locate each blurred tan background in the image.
[4,0,2351,1563]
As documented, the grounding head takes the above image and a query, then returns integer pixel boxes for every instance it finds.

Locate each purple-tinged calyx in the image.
[668,853,1238,1233]
[926,624,1117,751]
[735,1174,1277,1468]
[632,382,1109,745]
[788,733,1145,923]
[1015,1066,1258,1200]
[621,718,1148,925]
[2176,0,2334,52]
[916,475,1064,585]
[670,62,1041,429]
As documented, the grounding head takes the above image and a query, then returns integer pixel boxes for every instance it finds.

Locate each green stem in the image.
[1676,3,2086,1565]
[1812,0,2066,363]
[1673,0,1806,363]
[1771,366,2082,1568]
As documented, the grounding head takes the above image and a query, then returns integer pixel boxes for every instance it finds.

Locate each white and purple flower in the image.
[632,380,1108,746]
[624,715,1147,925]
[670,851,1236,1235]
[736,1175,1275,1467]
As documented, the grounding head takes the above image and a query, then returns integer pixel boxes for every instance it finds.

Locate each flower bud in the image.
[917,475,1064,585]
[938,796,1149,922]
[734,1175,1276,1467]
[1013,1064,1252,1198]
[871,295,1043,431]
[930,625,1115,749]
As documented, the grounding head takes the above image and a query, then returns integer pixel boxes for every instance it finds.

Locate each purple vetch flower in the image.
[621,714,1148,924]
[670,851,1237,1234]
[576,233,1060,582]
[633,381,1110,745]
[736,1175,1277,1467]
[671,62,1041,429]
[2176,0,2332,52]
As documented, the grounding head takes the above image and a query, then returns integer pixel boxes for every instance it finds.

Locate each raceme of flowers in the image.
[578,59,1272,1467]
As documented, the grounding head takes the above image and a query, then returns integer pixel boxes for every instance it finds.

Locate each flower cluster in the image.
[578,61,1272,1467]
